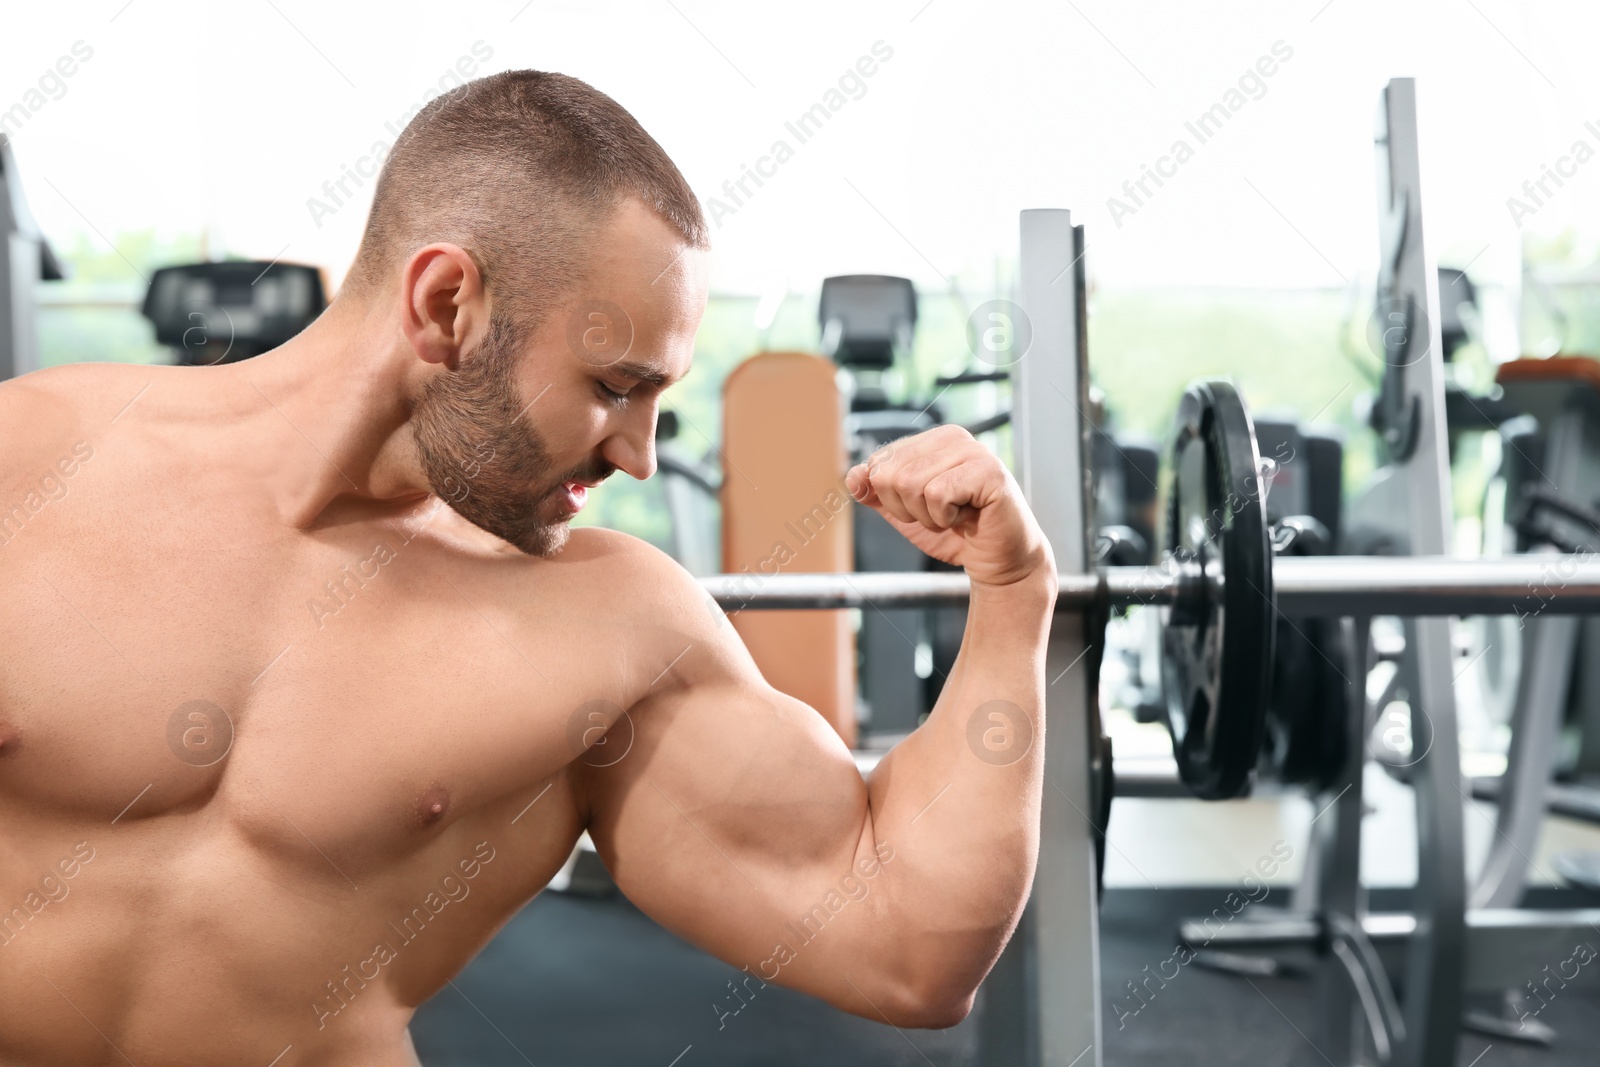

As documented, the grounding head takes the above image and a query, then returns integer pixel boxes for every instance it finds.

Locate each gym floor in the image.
[411,887,1600,1066]
[412,776,1600,1066]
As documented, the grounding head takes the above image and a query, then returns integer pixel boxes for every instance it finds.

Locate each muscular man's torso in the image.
[0,364,681,1066]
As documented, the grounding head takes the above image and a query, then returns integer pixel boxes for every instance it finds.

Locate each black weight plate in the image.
[1261,517,1349,792]
[1264,616,1348,791]
[1160,380,1275,800]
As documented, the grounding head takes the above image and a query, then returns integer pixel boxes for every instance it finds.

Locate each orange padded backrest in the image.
[1497,355,1600,390]
[1496,355,1600,422]
[721,352,856,746]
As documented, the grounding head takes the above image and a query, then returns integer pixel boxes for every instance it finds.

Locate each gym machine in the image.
[1187,76,1600,1065]
[821,274,947,737]
[698,79,1600,1067]
[1182,78,1467,1062]
[1463,357,1600,851]
[2,140,325,378]
[819,274,1156,739]
[1441,317,1600,1043]
[139,259,327,365]
[0,135,64,381]
[654,408,720,577]
[653,273,1154,743]
[820,274,1032,737]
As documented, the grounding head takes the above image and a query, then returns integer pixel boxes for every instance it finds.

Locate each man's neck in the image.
[220,298,436,531]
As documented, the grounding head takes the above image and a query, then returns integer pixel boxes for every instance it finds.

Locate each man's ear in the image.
[399,244,488,367]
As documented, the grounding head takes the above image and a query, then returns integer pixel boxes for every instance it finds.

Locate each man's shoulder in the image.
[560,526,701,594]
[555,527,729,635]
[0,364,125,463]
[0,362,159,431]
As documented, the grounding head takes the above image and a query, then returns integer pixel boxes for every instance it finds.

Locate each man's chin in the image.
[452,499,571,558]
[508,517,572,558]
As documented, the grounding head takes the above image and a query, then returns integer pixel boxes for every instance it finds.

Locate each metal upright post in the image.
[1315,617,1376,1063]
[976,209,1100,1067]
[1358,78,1466,1067]
[1472,410,1586,908]
[0,136,61,381]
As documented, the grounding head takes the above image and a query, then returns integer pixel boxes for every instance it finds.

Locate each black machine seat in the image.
[141,260,327,365]
[818,274,916,370]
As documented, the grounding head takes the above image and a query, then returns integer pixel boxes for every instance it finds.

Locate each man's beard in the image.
[411,312,607,556]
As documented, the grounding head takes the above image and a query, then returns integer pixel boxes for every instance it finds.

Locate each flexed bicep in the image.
[570,621,935,1025]
[578,670,863,938]
[562,538,970,1028]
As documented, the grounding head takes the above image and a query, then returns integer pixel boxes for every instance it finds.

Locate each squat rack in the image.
[697,79,1600,1067]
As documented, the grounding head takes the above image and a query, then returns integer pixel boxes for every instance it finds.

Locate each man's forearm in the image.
[862,570,1056,1002]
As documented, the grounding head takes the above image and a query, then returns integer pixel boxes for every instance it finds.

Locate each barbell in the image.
[697,380,1600,799]
[700,556,1600,615]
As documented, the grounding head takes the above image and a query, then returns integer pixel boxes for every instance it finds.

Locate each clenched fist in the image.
[844,425,1055,590]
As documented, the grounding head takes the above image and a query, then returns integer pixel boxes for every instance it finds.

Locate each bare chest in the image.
[0,489,630,873]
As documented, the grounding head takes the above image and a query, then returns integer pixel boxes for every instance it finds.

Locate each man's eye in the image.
[598,381,629,404]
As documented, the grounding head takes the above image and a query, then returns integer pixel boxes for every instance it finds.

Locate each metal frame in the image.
[1296,78,1461,1067]
[1183,906,1600,989]
[974,208,1101,1067]
[0,135,61,381]
[1472,409,1587,908]
[701,80,1600,1067]
[1161,77,1600,1064]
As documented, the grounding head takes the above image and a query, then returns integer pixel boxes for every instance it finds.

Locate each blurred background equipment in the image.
[17,5,1600,1053]
[825,273,967,738]
[720,348,857,743]
[139,259,327,365]
[0,135,63,381]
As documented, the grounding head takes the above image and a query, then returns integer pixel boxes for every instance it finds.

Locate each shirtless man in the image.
[0,70,1056,1066]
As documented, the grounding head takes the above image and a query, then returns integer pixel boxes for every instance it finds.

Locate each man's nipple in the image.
[417,783,451,827]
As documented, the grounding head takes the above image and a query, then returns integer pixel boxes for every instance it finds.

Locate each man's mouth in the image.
[555,477,605,516]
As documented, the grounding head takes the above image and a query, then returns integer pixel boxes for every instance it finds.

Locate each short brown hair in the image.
[342,70,707,326]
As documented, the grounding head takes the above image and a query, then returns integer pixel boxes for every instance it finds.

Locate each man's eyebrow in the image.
[609,361,675,387]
